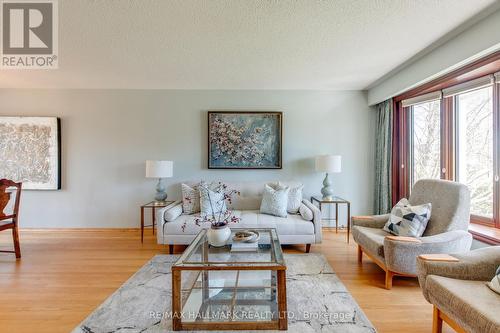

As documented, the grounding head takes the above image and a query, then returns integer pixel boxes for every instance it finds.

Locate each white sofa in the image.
[156,181,322,253]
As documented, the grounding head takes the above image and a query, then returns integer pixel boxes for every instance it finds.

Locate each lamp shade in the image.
[315,155,341,173]
[145,160,173,178]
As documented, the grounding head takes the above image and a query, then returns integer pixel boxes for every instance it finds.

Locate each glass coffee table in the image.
[171,228,287,331]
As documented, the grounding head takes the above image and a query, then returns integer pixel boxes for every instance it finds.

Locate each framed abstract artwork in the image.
[0,117,61,190]
[208,111,282,169]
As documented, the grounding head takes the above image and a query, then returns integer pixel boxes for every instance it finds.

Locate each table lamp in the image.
[315,155,341,200]
[145,160,173,203]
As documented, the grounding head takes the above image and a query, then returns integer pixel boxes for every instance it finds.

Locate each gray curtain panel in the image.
[374,99,393,214]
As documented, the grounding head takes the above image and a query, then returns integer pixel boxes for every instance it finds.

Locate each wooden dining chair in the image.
[0,179,22,259]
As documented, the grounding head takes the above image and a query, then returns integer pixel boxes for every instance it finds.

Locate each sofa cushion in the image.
[163,210,314,236]
[182,180,305,211]
[299,203,313,221]
[352,226,388,258]
[271,181,303,214]
[260,184,289,217]
[181,183,200,214]
[199,182,227,217]
[164,203,182,222]
[427,275,500,333]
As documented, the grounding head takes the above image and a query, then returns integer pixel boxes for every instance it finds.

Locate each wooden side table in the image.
[140,201,174,243]
[311,196,351,243]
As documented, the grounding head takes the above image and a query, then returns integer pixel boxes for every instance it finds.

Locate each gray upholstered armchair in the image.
[352,179,472,289]
[417,247,500,333]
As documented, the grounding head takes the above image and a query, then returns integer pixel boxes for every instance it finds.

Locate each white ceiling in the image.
[1,0,497,90]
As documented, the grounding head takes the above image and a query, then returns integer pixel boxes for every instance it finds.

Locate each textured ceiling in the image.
[1,0,497,89]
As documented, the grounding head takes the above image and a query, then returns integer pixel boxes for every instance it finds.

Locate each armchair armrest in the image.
[155,201,182,244]
[302,199,322,243]
[383,230,472,276]
[417,246,500,302]
[351,214,389,229]
[385,235,422,243]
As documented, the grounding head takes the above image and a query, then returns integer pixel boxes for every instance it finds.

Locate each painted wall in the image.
[367,6,500,105]
[0,89,374,228]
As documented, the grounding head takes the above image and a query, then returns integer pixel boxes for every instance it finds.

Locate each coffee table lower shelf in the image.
[171,228,287,331]
[171,267,287,331]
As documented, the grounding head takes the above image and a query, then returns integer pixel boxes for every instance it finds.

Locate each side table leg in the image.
[152,207,156,235]
[319,202,322,227]
[335,203,338,233]
[140,206,145,243]
[347,202,351,243]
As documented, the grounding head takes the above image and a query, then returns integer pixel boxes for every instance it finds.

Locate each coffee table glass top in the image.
[173,228,285,268]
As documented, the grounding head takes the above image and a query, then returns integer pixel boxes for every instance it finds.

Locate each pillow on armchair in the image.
[487,266,500,295]
[383,198,431,237]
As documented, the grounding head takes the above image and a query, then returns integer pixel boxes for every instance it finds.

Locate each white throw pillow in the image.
[199,183,227,218]
[260,184,289,218]
[383,198,431,237]
[181,183,200,214]
[487,266,500,295]
[278,182,303,214]
[299,203,313,221]
[164,204,182,222]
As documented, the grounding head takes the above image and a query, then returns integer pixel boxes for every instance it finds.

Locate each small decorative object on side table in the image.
[311,195,351,243]
[140,200,174,243]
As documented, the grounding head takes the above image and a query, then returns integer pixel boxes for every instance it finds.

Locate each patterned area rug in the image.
[72,254,376,332]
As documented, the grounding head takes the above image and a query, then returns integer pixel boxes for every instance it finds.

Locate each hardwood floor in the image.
[0,229,454,333]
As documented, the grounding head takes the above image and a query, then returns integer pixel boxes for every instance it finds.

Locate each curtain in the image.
[374,99,393,214]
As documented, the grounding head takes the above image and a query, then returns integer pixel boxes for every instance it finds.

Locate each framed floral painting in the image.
[208,111,282,169]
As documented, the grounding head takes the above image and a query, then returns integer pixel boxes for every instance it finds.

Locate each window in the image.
[394,56,500,232]
[456,87,494,218]
[410,100,441,186]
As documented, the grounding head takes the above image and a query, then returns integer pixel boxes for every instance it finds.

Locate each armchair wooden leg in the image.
[432,306,443,333]
[168,245,174,254]
[357,245,362,263]
[305,244,311,253]
[12,225,21,259]
[385,270,394,290]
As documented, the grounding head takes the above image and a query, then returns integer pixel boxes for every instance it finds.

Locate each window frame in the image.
[408,101,444,187]
[392,51,500,230]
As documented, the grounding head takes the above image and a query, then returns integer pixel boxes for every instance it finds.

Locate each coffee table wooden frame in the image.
[171,228,287,331]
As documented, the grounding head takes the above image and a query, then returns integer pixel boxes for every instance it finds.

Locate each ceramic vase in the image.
[207,224,231,247]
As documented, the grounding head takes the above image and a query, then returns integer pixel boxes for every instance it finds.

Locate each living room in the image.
[0,1,499,332]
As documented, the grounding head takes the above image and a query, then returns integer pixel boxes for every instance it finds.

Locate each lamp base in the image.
[154,178,168,202]
[321,173,334,200]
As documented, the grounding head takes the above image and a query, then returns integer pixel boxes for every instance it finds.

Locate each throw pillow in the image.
[383,198,432,237]
[260,184,289,218]
[164,203,182,222]
[181,183,200,214]
[199,183,227,218]
[487,266,500,295]
[299,203,313,221]
[278,182,303,214]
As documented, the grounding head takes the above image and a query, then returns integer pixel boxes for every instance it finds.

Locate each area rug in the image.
[72,254,376,332]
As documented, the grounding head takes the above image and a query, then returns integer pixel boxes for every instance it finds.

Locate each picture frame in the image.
[208,111,282,169]
[0,116,61,190]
